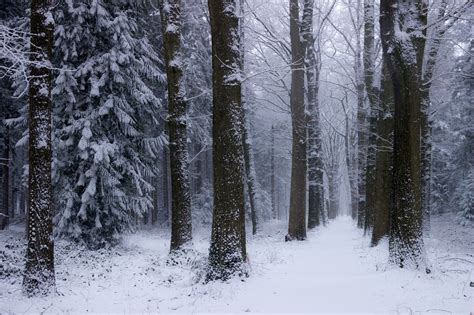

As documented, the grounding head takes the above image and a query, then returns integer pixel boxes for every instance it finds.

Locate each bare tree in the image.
[286,0,307,241]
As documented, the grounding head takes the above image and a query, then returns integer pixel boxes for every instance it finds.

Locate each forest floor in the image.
[0,214,472,314]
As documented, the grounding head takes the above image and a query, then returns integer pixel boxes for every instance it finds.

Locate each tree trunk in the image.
[303,0,324,230]
[207,0,247,281]
[23,0,56,296]
[380,0,426,269]
[242,115,259,235]
[162,145,170,225]
[1,128,9,230]
[286,0,307,241]
[371,61,393,246]
[160,0,192,252]
[363,0,376,233]
[356,0,366,229]
[271,124,276,219]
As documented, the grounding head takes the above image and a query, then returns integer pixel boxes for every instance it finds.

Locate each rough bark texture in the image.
[363,0,376,233]
[352,0,366,229]
[160,0,193,252]
[371,61,393,246]
[303,0,324,230]
[207,0,247,281]
[286,0,307,241]
[1,128,9,230]
[380,0,426,269]
[23,0,56,296]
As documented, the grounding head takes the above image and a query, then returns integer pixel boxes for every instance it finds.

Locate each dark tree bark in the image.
[23,0,56,296]
[356,0,367,228]
[207,0,247,281]
[286,0,307,241]
[302,0,324,230]
[242,115,258,235]
[371,61,393,246]
[0,128,9,230]
[162,145,170,225]
[380,0,426,269]
[271,124,276,219]
[363,0,377,233]
[160,0,192,252]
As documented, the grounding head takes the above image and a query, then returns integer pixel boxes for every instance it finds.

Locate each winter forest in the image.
[0,0,472,313]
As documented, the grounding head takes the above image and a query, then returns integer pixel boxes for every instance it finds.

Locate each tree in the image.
[362,0,376,233]
[371,61,393,246]
[302,0,325,229]
[23,0,56,296]
[207,0,247,281]
[53,0,165,248]
[160,0,193,252]
[380,0,427,269]
[286,0,307,241]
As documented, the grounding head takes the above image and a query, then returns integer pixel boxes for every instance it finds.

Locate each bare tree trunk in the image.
[363,0,376,233]
[207,0,247,281]
[302,0,324,230]
[286,0,307,241]
[371,61,393,246]
[1,128,9,230]
[355,0,367,229]
[380,0,426,269]
[271,124,276,219]
[160,0,192,252]
[23,0,56,296]
[242,115,258,235]
[162,146,170,226]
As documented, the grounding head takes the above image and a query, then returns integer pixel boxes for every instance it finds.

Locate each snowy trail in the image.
[201,217,471,313]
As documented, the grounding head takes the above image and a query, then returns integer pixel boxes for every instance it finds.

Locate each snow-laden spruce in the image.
[52,0,165,249]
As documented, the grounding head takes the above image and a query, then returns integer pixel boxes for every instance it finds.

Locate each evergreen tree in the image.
[53,0,165,248]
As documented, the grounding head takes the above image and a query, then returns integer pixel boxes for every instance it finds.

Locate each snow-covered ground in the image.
[1,214,472,314]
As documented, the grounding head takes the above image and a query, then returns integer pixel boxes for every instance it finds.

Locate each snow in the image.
[1,214,472,313]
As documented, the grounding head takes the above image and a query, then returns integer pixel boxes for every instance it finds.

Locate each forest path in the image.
[203,216,469,313]
[213,216,385,312]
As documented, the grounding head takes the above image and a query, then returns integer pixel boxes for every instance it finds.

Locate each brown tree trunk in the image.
[23,0,56,296]
[380,0,426,269]
[286,0,307,241]
[371,61,393,246]
[303,0,324,230]
[207,0,247,281]
[160,0,192,252]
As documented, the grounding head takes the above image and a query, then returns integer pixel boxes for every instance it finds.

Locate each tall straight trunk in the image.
[240,3,259,235]
[151,177,158,225]
[271,124,276,219]
[303,0,324,230]
[23,0,55,296]
[286,0,307,241]
[380,0,426,269]
[371,61,393,246]
[160,0,192,252]
[1,128,9,230]
[207,0,247,281]
[363,0,376,233]
[419,0,449,235]
[242,115,258,235]
[355,0,366,229]
[162,146,170,225]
